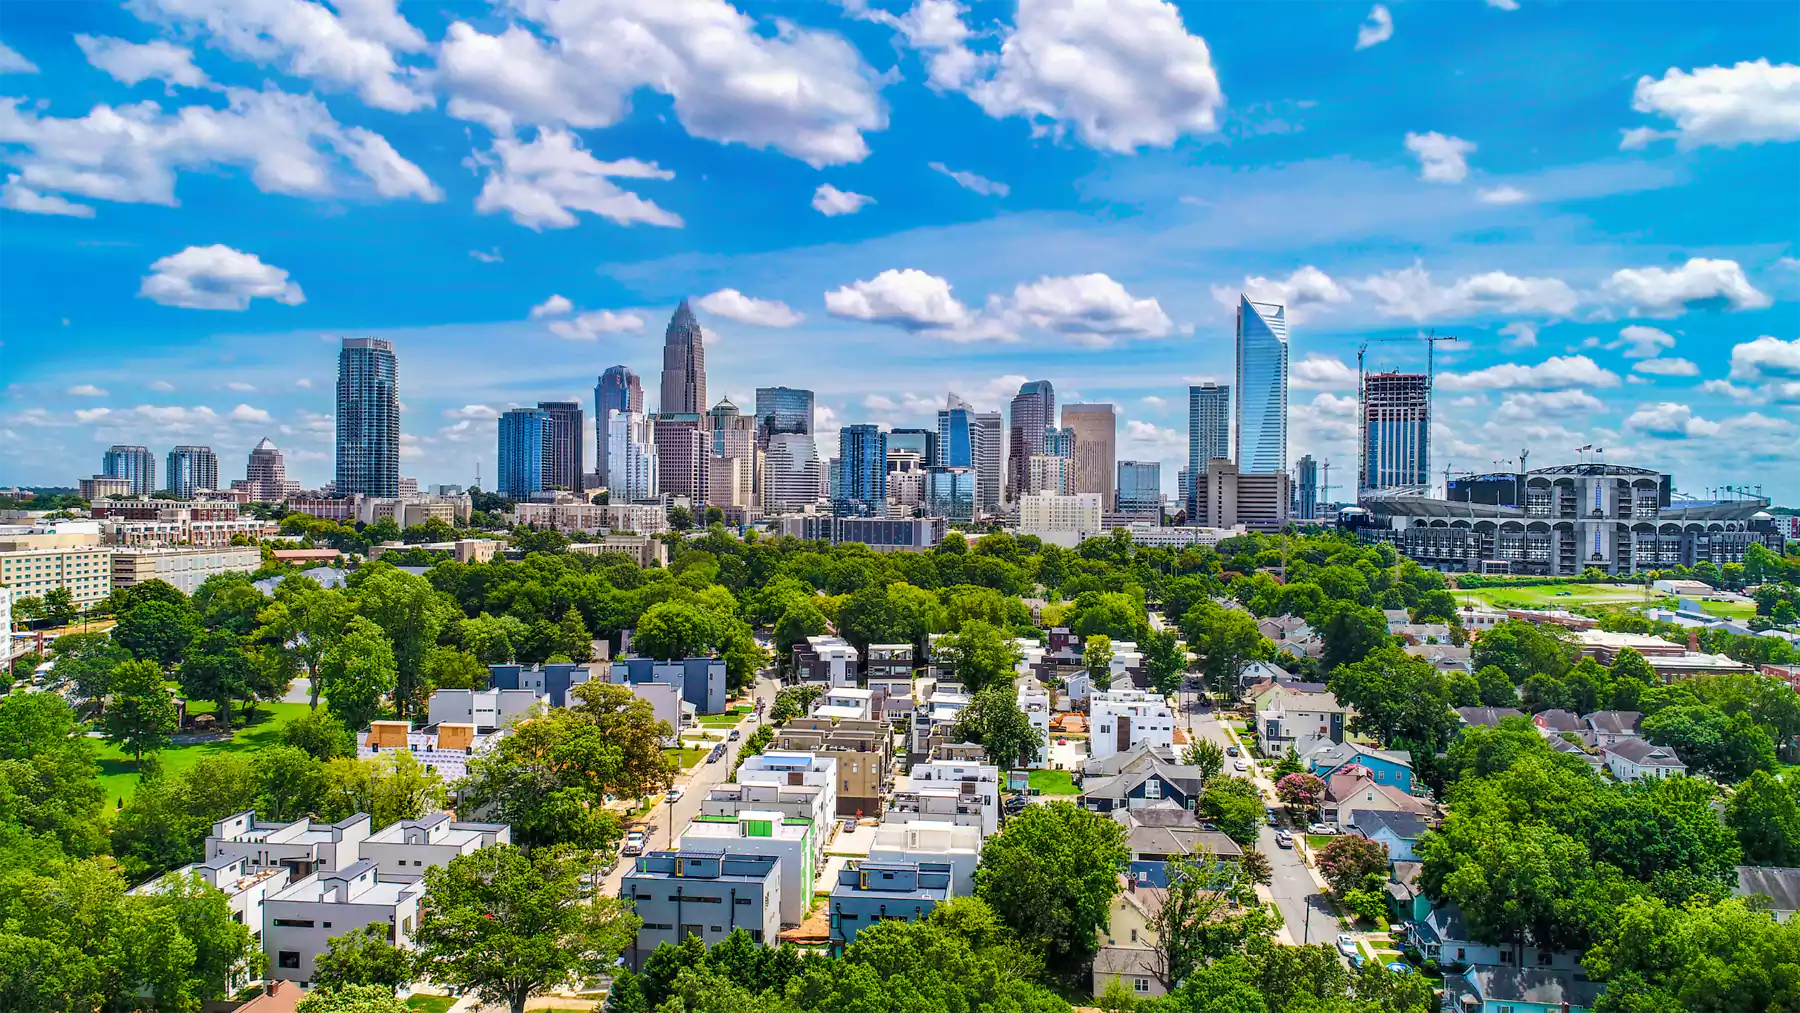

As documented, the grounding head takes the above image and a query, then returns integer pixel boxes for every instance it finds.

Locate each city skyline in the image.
[0,3,1795,500]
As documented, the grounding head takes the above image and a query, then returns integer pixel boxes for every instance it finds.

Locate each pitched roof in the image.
[1125,824,1245,861]
[1736,865,1800,914]
[1456,706,1526,727]
[1093,945,1159,976]
[1082,740,1180,777]
[1306,740,1413,772]
[1533,708,1582,732]
[1452,967,1604,1008]
[1350,809,1428,841]
[1583,710,1643,734]
[1604,738,1685,767]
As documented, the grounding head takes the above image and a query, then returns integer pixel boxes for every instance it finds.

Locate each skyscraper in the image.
[753,386,814,446]
[764,433,824,514]
[102,445,156,496]
[936,394,976,469]
[236,438,298,502]
[595,365,645,486]
[606,410,658,501]
[835,424,887,516]
[497,408,553,499]
[336,337,400,498]
[1188,383,1231,518]
[974,410,1003,514]
[1235,296,1289,474]
[708,399,760,519]
[165,446,219,498]
[1062,404,1117,507]
[887,427,937,465]
[654,415,709,504]
[1117,460,1162,517]
[1007,380,1055,502]
[537,401,584,492]
[1295,454,1319,520]
[660,300,707,415]
[1360,371,1430,493]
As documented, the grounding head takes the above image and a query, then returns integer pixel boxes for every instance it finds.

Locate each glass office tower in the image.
[835,424,888,516]
[335,337,400,498]
[497,408,553,499]
[754,386,815,446]
[1235,296,1289,474]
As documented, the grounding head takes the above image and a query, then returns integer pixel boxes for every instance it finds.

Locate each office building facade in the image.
[1190,458,1291,532]
[887,450,926,514]
[925,467,976,523]
[660,301,707,414]
[235,438,299,502]
[1296,454,1319,520]
[1235,297,1289,474]
[836,424,888,517]
[1360,371,1430,493]
[1117,461,1161,517]
[754,386,814,446]
[886,427,937,466]
[497,408,553,499]
[335,337,400,498]
[595,366,645,486]
[764,433,824,514]
[164,446,219,499]
[537,401,585,492]
[1007,381,1056,502]
[654,415,708,504]
[974,411,1003,514]
[103,445,157,496]
[606,410,658,501]
[1062,404,1117,507]
[1187,382,1232,519]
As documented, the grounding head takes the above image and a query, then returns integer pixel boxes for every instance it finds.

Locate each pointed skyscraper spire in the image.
[660,300,707,414]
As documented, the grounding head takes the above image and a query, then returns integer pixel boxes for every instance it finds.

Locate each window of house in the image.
[1134,978,1150,994]
[1500,951,1514,964]
[1455,948,1464,961]
[277,951,300,969]
[1144,779,1161,799]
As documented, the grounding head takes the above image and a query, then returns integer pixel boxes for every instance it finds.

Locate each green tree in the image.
[1316,601,1392,672]
[1181,602,1272,700]
[258,581,354,708]
[114,598,201,668]
[1143,627,1188,697]
[1328,645,1459,749]
[49,630,131,711]
[0,692,108,855]
[353,566,456,718]
[975,801,1129,967]
[1148,853,1276,992]
[103,658,179,763]
[283,706,358,760]
[321,617,398,731]
[255,745,332,823]
[41,586,79,627]
[1276,773,1326,820]
[1183,739,1225,783]
[940,619,1023,694]
[177,629,253,730]
[667,505,695,532]
[295,984,410,1013]
[558,609,595,663]
[319,751,446,829]
[1316,835,1389,895]
[413,845,638,1013]
[951,686,1043,768]
[632,601,718,660]
[1084,633,1115,690]
[1470,619,1574,683]
[1199,776,1265,847]
[1725,770,1800,866]
[1642,704,1777,783]
[1475,664,1520,708]
[423,646,487,692]
[313,924,414,993]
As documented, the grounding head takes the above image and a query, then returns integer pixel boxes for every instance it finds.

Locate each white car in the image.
[1308,822,1338,835]
[1336,934,1358,958]
[666,787,685,803]
[1233,759,1250,772]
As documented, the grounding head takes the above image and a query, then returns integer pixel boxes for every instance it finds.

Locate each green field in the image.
[403,996,456,1013]
[1027,769,1079,795]
[664,745,710,770]
[92,701,314,805]
[1454,583,1661,610]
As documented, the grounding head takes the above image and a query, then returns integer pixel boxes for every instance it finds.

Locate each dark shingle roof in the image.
[1350,809,1428,841]
[1452,967,1604,1007]
[1583,710,1643,734]
[1605,738,1684,766]
[1456,706,1525,727]
[1736,865,1800,915]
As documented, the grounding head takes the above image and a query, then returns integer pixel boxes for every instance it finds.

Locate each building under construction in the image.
[1359,371,1430,494]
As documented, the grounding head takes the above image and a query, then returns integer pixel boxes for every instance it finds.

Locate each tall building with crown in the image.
[660,301,707,415]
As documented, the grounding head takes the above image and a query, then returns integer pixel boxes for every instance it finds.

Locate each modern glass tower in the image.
[497,408,553,499]
[1235,297,1289,474]
[753,386,814,446]
[102,445,157,496]
[1117,460,1162,516]
[537,401,584,492]
[887,427,937,465]
[936,395,976,469]
[659,300,707,415]
[1007,380,1055,502]
[835,424,888,516]
[335,337,400,498]
[165,446,219,498]
[1188,382,1231,518]
[1360,372,1430,493]
[1296,454,1319,520]
[595,365,644,487]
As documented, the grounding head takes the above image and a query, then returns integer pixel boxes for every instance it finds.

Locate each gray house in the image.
[1348,809,1427,864]
[621,850,780,968]
[613,656,728,714]
[828,860,953,953]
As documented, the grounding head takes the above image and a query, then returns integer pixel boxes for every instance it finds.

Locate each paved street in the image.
[1180,690,1338,948]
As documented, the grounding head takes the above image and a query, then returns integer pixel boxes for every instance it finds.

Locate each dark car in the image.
[1226,745,1240,757]
[728,729,741,741]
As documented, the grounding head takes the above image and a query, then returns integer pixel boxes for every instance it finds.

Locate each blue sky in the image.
[1,0,1796,500]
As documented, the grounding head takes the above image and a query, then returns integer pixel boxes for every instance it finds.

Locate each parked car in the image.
[622,830,647,856]
[1274,831,1294,849]
[1307,822,1338,835]
[1226,745,1239,756]
[729,729,741,741]
[666,787,686,803]
[1335,935,1357,958]
[1234,759,1250,772]
[706,745,725,764]
[1266,813,1280,827]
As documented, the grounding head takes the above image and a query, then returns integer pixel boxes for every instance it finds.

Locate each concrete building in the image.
[358,721,499,782]
[867,818,981,897]
[1026,452,1076,496]
[623,851,780,967]
[1235,296,1289,474]
[900,759,1001,837]
[773,513,946,552]
[1007,380,1056,503]
[763,433,826,514]
[660,301,707,415]
[681,810,818,926]
[653,414,709,503]
[537,401,585,493]
[1090,690,1176,761]
[266,861,422,984]
[1188,457,1291,532]
[111,545,261,596]
[886,449,926,514]
[793,635,859,687]
[776,717,891,817]
[102,444,157,496]
[0,536,113,606]
[1360,372,1429,494]
[1296,454,1319,520]
[335,337,400,499]
[1017,491,1105,548]
[595,365,646,488]
[1063,404,1117,507]
[828,861,954,952]
[1117,460,1162,517]
[1120,522,1246,549]
[613,656,728,714]
[130,854,288,995]
[708,398,762,522]
[605,410,658,501]
[234,438,301,502]
[80,475,133,500]
[165,445,220,498]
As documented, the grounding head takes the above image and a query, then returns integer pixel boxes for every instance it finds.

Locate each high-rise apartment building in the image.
[165,446,219,499]
[1294,454,1319,520]
[764,433,824,514]
[595,366,645,486]
[1062,404,1117,507]
[497,408,553,499]
[1235,296,1289,474]
[925,467,976,523]
[659,301,706,415]
[1117,461,1162,517]
[836,424,887,516]
[234,438,298,502]
[537,401,584,492]
[1360,372,1430,493]
[606,410,658,501]
[707,399,760,520]
[974,411,1002,514]
[1027,454,1075,495]
[103,445,157,496]
[753,386,814,446]
[654,414,708,504]
[886,450,925,515]
[1006,380,1055,502]
[1187,382,1231,517]
[335,337,400,498]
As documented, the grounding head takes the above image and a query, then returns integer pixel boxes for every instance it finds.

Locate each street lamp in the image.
[666,792,676,850]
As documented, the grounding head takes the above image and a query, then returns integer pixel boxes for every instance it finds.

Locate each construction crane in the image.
[1356,330,1461,496]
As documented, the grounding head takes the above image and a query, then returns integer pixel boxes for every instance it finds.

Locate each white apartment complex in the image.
[1090,690,1176,761]
[112,545,262,595]
[1017,491,1105,548]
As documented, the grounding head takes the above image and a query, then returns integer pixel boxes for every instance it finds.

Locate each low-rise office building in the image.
[828,860,954,952]
[110,545,263,596]
[622,851,781,968]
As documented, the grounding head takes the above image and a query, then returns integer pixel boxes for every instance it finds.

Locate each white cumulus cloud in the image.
[1357,263,1578,321]
[1291,354,1358,390]
[1602,257,1771,317]
[930,161,1009,196]
[548,310,645,341]
[1621,59,1800,150]
[1356,5,1393,50]
[1477,185,1529,204]
[1611,324,1676,358]
[75,35,211,89]
[1729,335,1800,381]
[229,403,274,423]
[529,294,573,318]
[1500,322,1538,349]
[472,129,679,230]
[1,175,95,217]
[444,404,501,420]
[0,42,38,74]
[68,384,108,397]
[812,183,874,216]
[1212,266,1352,320]
[1625,402,1720,439]
[1438,354,1620,391]
[826,268,976,332]
[695,289,803,327]
[1006,273,1172,345]
[1405,131,1476,183]
[139,244,305,310]
[1123,419,1184,449]
[1633,357,1700,377]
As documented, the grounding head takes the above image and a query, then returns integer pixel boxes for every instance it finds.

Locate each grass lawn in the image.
[403,997,456,1013]
[1027,769,1079,795]
[697,714,743,727]
[1693,599,1758,620]
[93,701,314,805]
[1454,583,1664,611]
[664,745,709,770]
[1305,834,1338,851]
